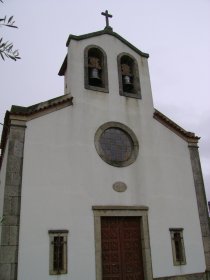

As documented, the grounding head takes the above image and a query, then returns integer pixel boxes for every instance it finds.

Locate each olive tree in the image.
[0,0,20,61]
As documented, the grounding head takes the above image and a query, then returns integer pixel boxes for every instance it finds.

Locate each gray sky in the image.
[1,0,210,201]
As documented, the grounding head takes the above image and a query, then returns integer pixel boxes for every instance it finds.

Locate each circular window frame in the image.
[94,122,139,167]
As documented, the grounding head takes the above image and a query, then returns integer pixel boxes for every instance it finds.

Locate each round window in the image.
[95,122,139,167]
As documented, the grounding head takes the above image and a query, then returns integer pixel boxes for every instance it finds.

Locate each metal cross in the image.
[101,10,113,28]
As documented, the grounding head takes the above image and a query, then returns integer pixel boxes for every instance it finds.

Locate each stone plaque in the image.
[113,182,127,192]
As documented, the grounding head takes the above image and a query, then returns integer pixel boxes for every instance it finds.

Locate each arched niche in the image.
[117,52,141,99]
[84,45,109,93]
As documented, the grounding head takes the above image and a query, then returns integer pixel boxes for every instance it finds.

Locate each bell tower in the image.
[58,11,154,120]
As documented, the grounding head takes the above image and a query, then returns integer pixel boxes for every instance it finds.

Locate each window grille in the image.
[169,228,186,265]
[49,230,68,274]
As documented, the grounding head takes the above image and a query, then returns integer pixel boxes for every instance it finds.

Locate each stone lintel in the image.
[10,119,27,127]
[92,205,149,210]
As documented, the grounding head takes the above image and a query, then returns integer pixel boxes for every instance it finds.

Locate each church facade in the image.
[0,22,210,280]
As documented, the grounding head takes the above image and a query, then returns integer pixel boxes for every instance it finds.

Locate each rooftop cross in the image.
[101,10,113,29]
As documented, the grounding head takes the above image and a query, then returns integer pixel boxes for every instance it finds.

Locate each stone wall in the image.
[155,272,209,280]
[0,122,26,280]
[189,144,210,272]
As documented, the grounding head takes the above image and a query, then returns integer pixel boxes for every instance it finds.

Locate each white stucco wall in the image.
[17,33,205,280]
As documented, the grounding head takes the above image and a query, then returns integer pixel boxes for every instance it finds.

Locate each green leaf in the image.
[8,54,16,60]
[0,52,5,60]
[5,42,12,47]
[0,43,6,48]
[0,16,6,22]
[8,16,13,23]
[5,24,18,28]
[8,45,13,52]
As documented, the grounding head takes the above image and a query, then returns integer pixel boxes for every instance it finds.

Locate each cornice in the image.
[0,94,73,168]
[154,109,200,144]
[10,94,73,119]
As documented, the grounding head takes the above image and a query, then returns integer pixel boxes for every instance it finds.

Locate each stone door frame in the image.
[92,206,153,280]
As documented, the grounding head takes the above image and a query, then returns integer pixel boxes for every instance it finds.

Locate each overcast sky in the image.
[0,0,209,201]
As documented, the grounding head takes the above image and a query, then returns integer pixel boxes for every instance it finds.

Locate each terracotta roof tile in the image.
[154,109,200,143]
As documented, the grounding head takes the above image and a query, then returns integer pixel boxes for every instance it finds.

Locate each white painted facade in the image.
[14,32,206,280]
[0,30,208,280]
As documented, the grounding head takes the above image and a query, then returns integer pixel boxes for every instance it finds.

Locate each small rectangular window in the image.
[49,230,68,275]
[169,228,186,265]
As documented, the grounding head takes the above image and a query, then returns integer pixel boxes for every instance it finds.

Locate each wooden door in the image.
[101,216,144,280]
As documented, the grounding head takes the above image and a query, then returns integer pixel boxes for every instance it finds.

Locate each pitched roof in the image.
[0,94,73,167]
[58,28,149,76]
[154,109,200,144]
[10,94,73,117]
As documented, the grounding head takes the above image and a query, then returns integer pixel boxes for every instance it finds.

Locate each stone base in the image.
[155,272,209,280]
[0,263,17,280]
[205,271,210,280]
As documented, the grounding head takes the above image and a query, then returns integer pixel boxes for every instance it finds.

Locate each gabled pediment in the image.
[154,109,200,144]
[0,94,73,167]
[58,28,149,76]
[10,94,73,120]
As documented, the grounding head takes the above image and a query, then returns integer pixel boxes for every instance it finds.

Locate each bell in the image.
[90,68,100,80]
[89,67,102,86]
[123,75,131,85]
[123,75,133,92]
